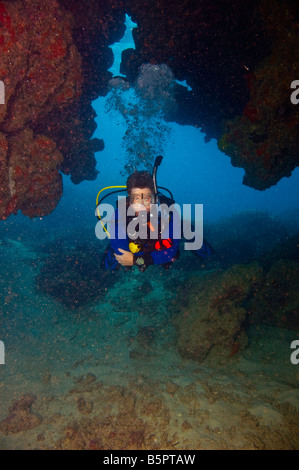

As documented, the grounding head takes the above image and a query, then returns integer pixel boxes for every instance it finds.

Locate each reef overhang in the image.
[0,0,298,219]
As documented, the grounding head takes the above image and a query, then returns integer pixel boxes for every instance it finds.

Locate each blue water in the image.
[91,98,299,222]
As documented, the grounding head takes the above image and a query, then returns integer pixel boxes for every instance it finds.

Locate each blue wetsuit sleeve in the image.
[109,208,130,255]
[103,208,129,270]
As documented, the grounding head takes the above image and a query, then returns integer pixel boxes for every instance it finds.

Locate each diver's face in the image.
[129,187,154,213]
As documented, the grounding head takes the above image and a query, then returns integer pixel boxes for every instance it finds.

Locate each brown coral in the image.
[0,394,42,434]
[218,1,299,189]
[0,0,83,219]
[248,259,299,331]
[1,0,299,219]
[173,263,264,363]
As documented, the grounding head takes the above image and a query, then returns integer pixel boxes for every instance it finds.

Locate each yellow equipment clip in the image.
[96,185,127,238]
[129,242,141,253]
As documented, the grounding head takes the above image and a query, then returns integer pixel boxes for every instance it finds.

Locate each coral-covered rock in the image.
[1,0,299,219]
[123,0,299,189]
[173,263,264,363]
[205,211,288,269]
[0,394,42,434]
[55,382,171,450]
[248,260,299,331]
[0,0,123,218]
[53,0,126,183]
[4,129,63,218]
[0,0,83,218]
[123,0,267,136]
[34,100,104,185]
[0,132,10,212]
[1,1,82,134]
[35,244,117,308]
[218,2,299,189]
[77,397,94,415]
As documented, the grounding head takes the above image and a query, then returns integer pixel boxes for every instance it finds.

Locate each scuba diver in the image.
[96,156,213,272]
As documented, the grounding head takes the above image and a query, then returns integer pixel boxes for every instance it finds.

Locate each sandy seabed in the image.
[0,239,298,450]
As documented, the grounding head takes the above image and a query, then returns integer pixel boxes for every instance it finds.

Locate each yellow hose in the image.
[95,185,127,238]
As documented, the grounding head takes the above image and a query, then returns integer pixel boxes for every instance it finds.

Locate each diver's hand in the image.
[114,249,134,266]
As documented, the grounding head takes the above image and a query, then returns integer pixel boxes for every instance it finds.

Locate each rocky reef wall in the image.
[0,0,123,218]
[173,255,299,364]
[0,0,298,218]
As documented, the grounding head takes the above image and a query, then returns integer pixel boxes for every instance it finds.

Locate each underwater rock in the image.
[173,262,264,363]
[136,326,156,348]
[0,0,122,218]
[77,397,93,415]
[123,0,299,188]
[8,129,64,218]
[1,0,299,219]
[165,382,180,396]
[35,246,117,308]
[129,325,157,360]
[0,394,42,435]
[248,259,299,331]
[261,234,299,269]
[205,211,288,269]
[137,280,153,296]
[218,2,299,190]
[0,0,83,218]
[54,380,175,450]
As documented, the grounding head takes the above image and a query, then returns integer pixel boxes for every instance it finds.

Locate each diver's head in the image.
[126,171,155,195]
[126,171,155,213]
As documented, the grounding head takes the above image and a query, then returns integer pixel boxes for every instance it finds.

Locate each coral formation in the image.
[0,220,299,450]
[54,378,171,450]
[35,244,117,308]
[205,211,288,269]
[123,0,299,189]
[173,222,299,363]
[0,0,121,218]
[248,259,299,331]
[0,394,42,434]
[35,370,299,449]
[1,0,298,218]
[173,263,264,363]
[218,2,299,189]
[0,0,83,218]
